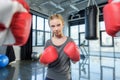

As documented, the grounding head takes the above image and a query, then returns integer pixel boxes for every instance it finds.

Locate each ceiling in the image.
[26,0,108,17]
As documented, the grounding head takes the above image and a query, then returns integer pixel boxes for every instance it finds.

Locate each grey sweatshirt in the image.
[44,37,74,80]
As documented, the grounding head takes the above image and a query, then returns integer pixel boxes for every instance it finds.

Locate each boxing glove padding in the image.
[103,0,120,37]
[0,0,28,29]
[0,24,6,31]
[40,46,58,64]
[9,12,32,45]
[64,41,80,61]
[0,0,32,46]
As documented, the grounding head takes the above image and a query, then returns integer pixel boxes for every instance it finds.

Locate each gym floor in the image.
[0,55,120,80]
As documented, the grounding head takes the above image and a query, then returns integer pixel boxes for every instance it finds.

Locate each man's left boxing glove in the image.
[0,0,26,30]
[0,0,27,45]
[64,41,80,61]
[103,0,120,37]
[3,0,32,46]
[39,46,58,65]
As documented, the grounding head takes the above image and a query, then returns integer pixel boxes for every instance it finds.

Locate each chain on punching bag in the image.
[85,0,99,40]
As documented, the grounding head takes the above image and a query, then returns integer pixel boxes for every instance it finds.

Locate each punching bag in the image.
[85,0,99,40]
[103,0,120,37]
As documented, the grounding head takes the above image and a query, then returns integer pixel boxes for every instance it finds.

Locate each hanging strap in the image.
[87,0,91,7]
[87,0,98,7]
[87,0,99,15]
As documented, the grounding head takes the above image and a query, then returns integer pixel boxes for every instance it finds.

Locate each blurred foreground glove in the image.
[64,41,80,61]
[39,46,58,65]
[103,0,120,37]
[0,0,32,46]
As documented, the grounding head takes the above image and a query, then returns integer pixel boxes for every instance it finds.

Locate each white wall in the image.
[13,46,20,60]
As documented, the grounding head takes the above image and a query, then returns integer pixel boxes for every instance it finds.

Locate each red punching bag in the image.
[103,0,120,37]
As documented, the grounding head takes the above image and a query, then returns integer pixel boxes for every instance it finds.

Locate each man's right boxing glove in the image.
[64,41,80,61]
[4,0,32,46]
[0,0,30,45]
[0,0,32,46]
[39,46,58,65]
[103,0,120,37]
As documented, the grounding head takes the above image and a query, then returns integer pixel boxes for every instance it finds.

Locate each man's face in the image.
[49,18,64,37]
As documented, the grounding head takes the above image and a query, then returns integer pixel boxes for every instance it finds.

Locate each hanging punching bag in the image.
[85,0,99,40]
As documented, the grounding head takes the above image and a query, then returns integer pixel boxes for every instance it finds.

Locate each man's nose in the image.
[55,27,58,30]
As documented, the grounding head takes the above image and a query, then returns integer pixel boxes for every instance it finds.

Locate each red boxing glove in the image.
[9,12,31,46]
[40,46,58,64]
[64,41,80,61]
[0,0,32,46]
[103,0,120,37]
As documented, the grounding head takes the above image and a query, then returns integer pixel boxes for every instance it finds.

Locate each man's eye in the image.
[57,24,61,26]
[51,25,55,27]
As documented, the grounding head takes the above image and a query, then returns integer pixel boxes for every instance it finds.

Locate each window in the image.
[32,15,36,46]
[32,15,51,46]
[79,24,85,32]
[37,31,44,45]
[79,32,88,46]
[45,19,51,42]
[70,25,79,45]
[99,21,114,47]
[70,24,87,46]
[32,30,36,46]
[45,19,50,31]
[37,17,44,30]
[100,31,114,47]
[100,21,105,30]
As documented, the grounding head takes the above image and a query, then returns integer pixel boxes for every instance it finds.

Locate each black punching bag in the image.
[85,4,99,40]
